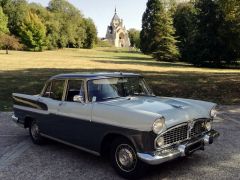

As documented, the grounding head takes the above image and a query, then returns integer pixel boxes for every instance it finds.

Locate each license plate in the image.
[185,141,204,155]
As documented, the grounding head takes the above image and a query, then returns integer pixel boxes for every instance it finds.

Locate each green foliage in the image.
[19,11,46,51]
[173,2,196,62]
[48,0,79,15]
[48,0,86,48]
[190,0,225,66]
[0,33,22,54]
[173,0,240,67]
[140,0,179,61]
[0,0,97,50]
[0,7,8,34]
[217,0,240,65]
[1,0,29,36]
[96,39,112,47]
[29,2,57,49]
[83,18,98,49]
[128,28,140,49]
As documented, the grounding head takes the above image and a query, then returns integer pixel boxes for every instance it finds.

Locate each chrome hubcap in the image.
[31,122,39,140]
[115,144,137,172]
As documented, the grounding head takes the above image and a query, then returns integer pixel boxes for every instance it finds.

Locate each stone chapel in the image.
[105,8,130,48]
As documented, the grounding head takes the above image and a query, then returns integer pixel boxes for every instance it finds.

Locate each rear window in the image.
[42,80,65,101]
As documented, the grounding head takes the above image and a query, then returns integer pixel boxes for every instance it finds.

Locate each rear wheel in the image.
[110,138,148,179]
[29,120,44,145]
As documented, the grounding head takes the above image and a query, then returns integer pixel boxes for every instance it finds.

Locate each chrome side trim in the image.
[13,105,49,115]
[40,133,100,156]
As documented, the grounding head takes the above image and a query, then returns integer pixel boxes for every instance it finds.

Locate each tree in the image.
[172,0,240,67]
[0,0,97,50]
[217,0,240,65]
[0,34,22,54]
[1,0,29,36]
[83,18,97,49]
[140,0,179,61]
[19,11,46,51]
[173,2,196,62]
[191,0,226,66]
[29,2,58,49]
[0,7,9,34]
[48,0,87,48]
[128,28,140,49]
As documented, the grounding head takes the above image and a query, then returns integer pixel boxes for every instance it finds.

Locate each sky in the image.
[28,0,148,37]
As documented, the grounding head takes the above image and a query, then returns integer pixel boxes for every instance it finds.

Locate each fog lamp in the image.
[205,121,212,131]
[156,136,165,147]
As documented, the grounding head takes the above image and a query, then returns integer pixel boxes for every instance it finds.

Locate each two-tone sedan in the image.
[12,72,219,179]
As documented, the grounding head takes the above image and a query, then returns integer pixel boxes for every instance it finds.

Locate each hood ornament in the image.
[188,120,195,131]
[170,104,184,109]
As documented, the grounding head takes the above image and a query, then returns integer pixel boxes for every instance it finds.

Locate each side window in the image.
[42,82,51,97]
[50,80,65,101]
[65,80,85,102]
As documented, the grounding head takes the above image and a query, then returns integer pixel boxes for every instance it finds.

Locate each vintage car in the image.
[12,72,219,179]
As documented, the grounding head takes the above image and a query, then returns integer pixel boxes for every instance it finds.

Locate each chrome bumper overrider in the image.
[137,129,219,165]
[11,114,24,128]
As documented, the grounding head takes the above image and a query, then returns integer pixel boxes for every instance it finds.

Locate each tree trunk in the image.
[6,47,8,54]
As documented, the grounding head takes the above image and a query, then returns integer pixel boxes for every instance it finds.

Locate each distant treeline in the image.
[140,0,240,67]
[0,0,97,51]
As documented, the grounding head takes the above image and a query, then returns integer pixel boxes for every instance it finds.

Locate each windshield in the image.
[87,77,154,102]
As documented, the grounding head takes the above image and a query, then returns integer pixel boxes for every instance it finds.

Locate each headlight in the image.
[152,117,165,134]
[210,108,217,118]
[156,136,164,147]
[205,121,212,131]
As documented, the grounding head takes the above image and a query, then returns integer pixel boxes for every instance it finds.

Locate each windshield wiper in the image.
[132,93,156,97]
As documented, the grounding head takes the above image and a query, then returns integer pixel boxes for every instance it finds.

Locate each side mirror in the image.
[73,95,84,103]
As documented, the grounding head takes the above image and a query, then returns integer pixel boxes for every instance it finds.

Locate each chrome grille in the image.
[157,119,208,148]
[190,120,206,137]
[162,124,188,146]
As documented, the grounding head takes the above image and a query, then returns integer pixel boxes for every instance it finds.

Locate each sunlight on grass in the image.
[0,48,239,73]
[0,47,239,111]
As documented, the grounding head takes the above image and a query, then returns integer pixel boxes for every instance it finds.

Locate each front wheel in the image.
[110,138,148,179]
[29,120,44,145]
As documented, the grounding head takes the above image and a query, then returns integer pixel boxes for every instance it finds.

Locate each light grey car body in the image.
[94,96,215,131]
[12,72,219,166]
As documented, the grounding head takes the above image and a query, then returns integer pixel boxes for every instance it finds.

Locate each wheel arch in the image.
[100,132,138,157]
[24,116,35,128]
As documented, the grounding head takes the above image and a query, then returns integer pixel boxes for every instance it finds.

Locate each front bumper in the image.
[11,114,24,128]
[137,129,219,165]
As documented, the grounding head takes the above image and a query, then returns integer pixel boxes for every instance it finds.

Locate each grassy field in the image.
[0,47,240,111]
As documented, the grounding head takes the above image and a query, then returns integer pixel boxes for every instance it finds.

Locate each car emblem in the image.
[188,120,195,131]
[170,104,184,109]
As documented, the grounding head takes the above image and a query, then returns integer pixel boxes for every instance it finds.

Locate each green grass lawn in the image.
[0,47,240,111]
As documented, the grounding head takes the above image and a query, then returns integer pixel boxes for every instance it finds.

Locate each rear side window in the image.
[50,80,65,101]
[65,80,85,101]
[42,82,51,97]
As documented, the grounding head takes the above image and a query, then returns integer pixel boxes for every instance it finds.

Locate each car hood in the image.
[100,96,216,128]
